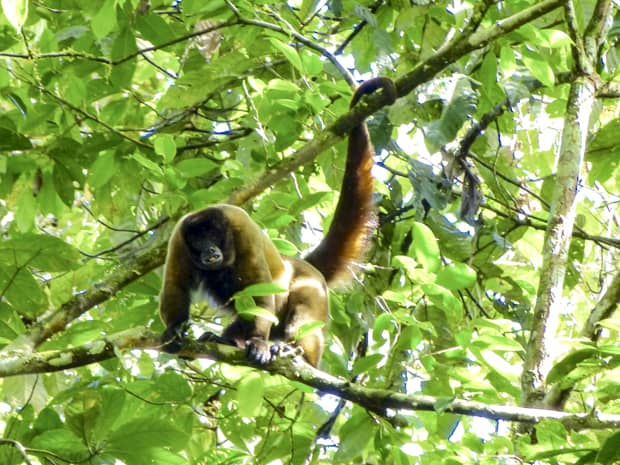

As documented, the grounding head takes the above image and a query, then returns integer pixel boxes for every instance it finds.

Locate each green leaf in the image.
[53,161,75,206]
[0,302,26,340]
[373,313,397,341]
[410,222,441,272]
[301,51,323,76]
[0,128,31,150]
[142,448,187,465]
[155,372,193,402]
[233,283,288,298]
[522,49,555,87]
[539,29,572,48]
[182,0,226,15]
[236,372,264,418]
[392,255,418,272]
[30,429,89,462]
[352,354,384,375]
[272,238,298,256]
[33,407,63,432]
[132,152,163,176]
[88,152,117,189]
[0,234,81,271]
[266,78,301,95]
[154,135,177,162]
[335,412,376,462]
[110,29,137,87]
[472,334,524,352]
[236,306,279,325]
[291,191,329,212]
[175,158,217,177]
[0,268,46,316]
[92,389,127,439]
[136,13,175,45]
[1,0,28,30]
[422,283,463,322]
[14,188,35,231]
[91,0,116,39]
[107,418,190,453]
[423,75,477,151]
[435,263,477,290]
[499,46,516,75]
[434,397,456,412]
[300,0,320,21]
[597,431,620,464]
[586,118,620,184]
[294,321,325,341]
[269,38,303,72]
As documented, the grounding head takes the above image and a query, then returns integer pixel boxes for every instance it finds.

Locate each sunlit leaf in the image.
[1,0,28,30]
[236,372,264,418]
[410,222,441,272]
[436,263,477,290]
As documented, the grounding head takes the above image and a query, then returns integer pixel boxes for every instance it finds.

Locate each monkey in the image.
[159,77,397,366]
[159,203,324,365]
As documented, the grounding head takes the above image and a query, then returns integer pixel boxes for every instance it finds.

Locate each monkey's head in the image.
[180,208,235,270]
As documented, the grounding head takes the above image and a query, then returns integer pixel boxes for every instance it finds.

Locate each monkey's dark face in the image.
[181,209,235,270]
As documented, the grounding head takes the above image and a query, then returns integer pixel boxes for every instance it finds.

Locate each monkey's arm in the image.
[228,219,284,364]
[159,234,193,352]
[234,253,279,364]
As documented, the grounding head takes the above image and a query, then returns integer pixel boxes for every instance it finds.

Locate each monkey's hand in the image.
[246,337,274,365]
[161,321,189,353]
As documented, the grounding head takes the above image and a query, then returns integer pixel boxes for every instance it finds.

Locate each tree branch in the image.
[25,243,167,348]
[582,270,620,341]
[544,271,620,408]
[3,328,620,430]
[521,76,597,408]
[395,0,563,97]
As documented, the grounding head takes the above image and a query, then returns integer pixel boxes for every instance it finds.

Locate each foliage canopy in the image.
[0,1,619,464]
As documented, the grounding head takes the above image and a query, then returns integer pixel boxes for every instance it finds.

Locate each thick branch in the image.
[582,271,620,340]
[520,76,597,408]
[583,0,613,63]
[3,329,620,430]
[521,0,613,410]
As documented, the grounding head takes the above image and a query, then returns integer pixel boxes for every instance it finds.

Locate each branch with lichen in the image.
[3,327,620,430]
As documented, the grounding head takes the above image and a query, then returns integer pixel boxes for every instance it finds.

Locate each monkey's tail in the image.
[305,77,396,286]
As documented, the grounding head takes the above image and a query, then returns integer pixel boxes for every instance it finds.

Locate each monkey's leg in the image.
[283,302,326,367]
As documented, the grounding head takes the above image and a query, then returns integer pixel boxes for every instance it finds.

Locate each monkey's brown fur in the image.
[159,78,396,366]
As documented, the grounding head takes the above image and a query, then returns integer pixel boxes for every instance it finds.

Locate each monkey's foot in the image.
[246,337,274,365]
[270,341,304,361]
[197,331,233,346]
[161,322,190,353]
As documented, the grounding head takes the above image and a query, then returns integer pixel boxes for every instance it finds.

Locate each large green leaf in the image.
[236,372,264,418]
[0,234,81,271]
[107,418,190,453]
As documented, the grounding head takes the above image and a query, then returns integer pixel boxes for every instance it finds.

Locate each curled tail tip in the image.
[351,77,397,108]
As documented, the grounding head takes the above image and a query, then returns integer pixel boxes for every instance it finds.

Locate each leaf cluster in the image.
[0,1,619,465]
